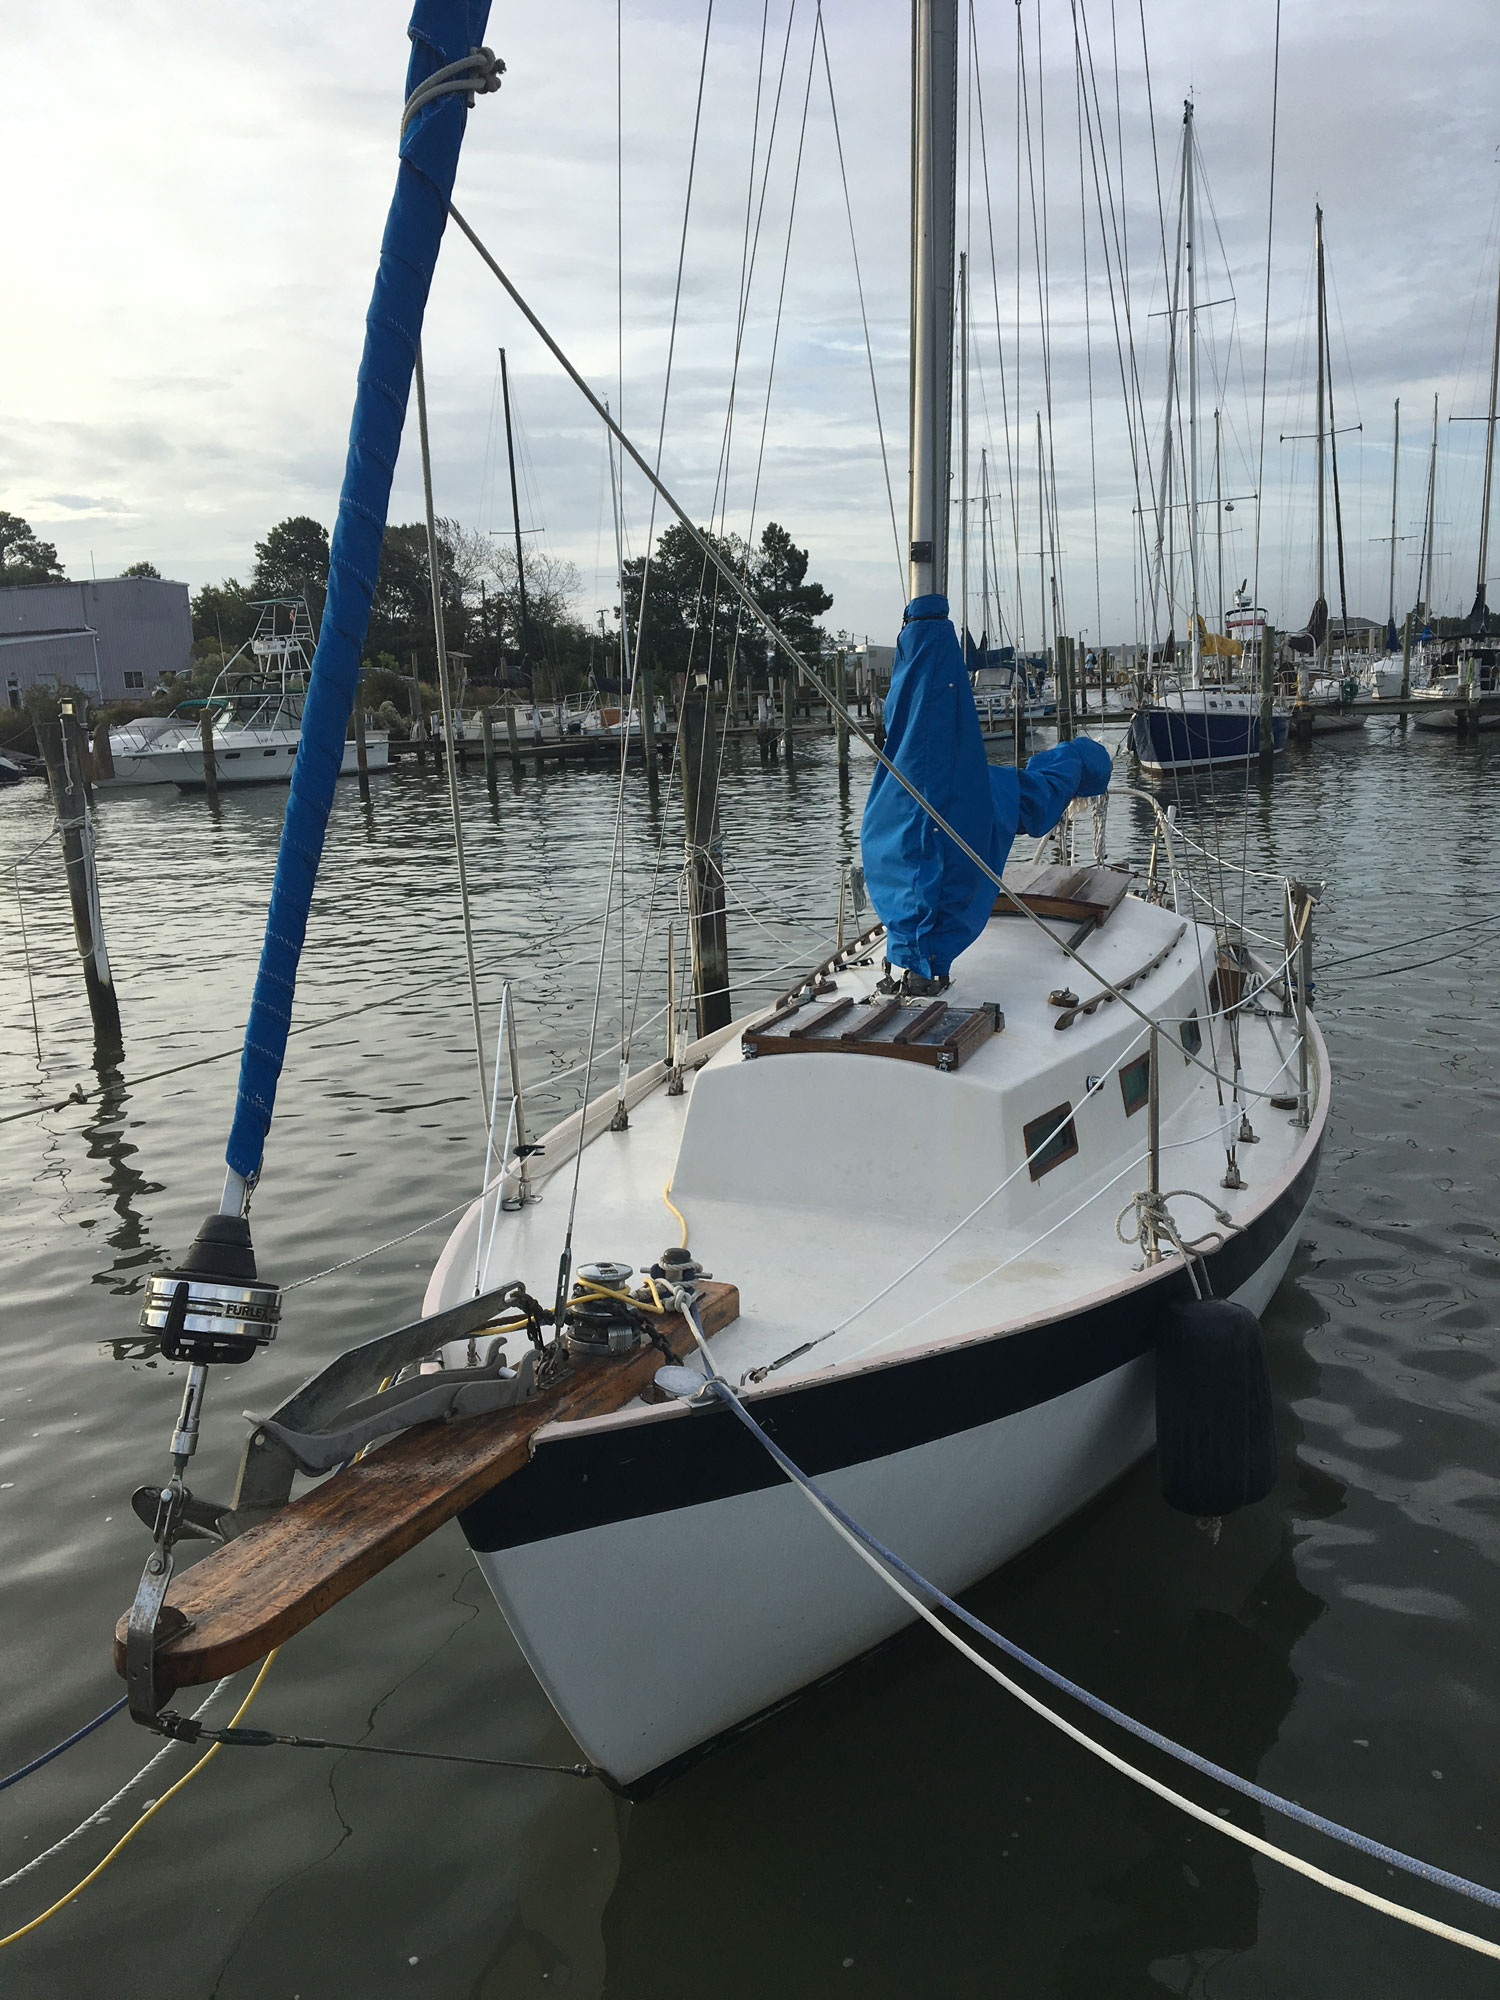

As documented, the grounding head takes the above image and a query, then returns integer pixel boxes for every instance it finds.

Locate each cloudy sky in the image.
[5,1,1500,649]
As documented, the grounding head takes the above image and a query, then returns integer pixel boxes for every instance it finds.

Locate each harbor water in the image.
[3,725,1499,1996]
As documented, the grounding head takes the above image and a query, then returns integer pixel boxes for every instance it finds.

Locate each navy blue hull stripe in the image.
[460,1132,1320,1553]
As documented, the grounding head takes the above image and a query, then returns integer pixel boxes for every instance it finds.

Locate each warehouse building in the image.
[0,575,193,708]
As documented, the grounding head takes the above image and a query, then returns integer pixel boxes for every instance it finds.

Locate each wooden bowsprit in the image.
[114,1282,739,1701]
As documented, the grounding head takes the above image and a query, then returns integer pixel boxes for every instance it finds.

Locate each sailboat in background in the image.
[1282,205,1366,734]
[1413,239,1500,729]
[1130,103,1287,774]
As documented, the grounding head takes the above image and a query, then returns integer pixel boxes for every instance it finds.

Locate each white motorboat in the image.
[104,597,389,788]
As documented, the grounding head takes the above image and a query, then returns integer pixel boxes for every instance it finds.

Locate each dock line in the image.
[677,1306,1500,1960]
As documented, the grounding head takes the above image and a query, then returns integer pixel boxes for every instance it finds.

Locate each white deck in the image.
[426,888,1315,1387]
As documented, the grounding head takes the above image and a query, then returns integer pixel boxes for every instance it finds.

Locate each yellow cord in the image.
[663,1183,688,1249]
[0,1649,280,1951]
[571,1280,667,1317]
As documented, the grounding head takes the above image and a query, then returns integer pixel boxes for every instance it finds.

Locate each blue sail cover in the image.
[861,596,1112,980]
[225,0,492,1183]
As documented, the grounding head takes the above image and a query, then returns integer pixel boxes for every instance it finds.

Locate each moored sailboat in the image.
[112,1,1325,1797]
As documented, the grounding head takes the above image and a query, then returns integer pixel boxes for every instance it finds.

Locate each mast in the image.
[1476,246,1500,608]
[979,445,990,650]
[1422,392,1438,618]
[908,0,958,603]
[1184,102,1202,689]
[1314,204,1327,671]
[1036,413,1048,672]
[499,347,532,679]
[1387,397,1400,625]
[1214,407,1224,638]
[959,250,969,642]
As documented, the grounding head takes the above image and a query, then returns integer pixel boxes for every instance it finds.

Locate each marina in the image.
[6,0,1500,1994]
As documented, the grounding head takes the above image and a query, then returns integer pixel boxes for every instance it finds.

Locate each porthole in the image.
[1181,1011,1202,1060]
[1120,1052,1151,1116]
[1024,1103,1079,1180]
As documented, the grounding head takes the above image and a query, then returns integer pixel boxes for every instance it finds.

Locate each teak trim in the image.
[113,1283,740,1697]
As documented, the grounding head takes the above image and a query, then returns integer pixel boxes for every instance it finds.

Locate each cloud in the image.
[3,1,1498,633]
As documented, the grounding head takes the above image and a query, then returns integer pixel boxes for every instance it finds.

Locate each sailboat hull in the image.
[1130,702,1288,772]
[459,1113,1320,1792]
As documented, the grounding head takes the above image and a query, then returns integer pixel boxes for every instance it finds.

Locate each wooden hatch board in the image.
[114,1282,741,1697]
[743,996,998,1072]
[992,862,1133,929]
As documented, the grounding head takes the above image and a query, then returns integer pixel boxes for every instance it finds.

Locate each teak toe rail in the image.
[114,1283,740,1697]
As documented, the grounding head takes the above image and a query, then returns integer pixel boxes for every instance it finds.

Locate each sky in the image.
[5,0,1500,651]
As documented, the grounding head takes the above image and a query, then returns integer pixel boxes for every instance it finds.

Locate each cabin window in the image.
[1119,1052,1152,1117]
[1181,1011,1202,1059]
[1024,1103,1079,1180]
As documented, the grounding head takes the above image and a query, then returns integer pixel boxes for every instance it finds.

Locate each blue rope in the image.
[0,1697,127,1794]
[703,1374,1500,1917]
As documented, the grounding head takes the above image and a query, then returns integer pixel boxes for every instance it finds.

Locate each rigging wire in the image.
[414,343,489,1114]
[817,3,904,595]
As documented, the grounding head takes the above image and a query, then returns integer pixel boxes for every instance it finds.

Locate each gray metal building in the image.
[0,577,193,709]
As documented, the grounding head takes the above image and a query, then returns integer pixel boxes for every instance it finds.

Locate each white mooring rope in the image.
[666,1300,1500,1963]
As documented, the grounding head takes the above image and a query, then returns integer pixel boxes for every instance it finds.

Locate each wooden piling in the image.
[1400,612,1413,703]
[39,702,122,1047]
[835,650,850,780]
[199,703,219,804]
[504,703,521,769]
[1258,624,1277,777]
[679,676,732,1035]
[1054,638,1072,741]
[354,700,370,796]
[480,706,497,791]
[781,675,795,766]
[1076,635,1088,716]
[408,674,426,767]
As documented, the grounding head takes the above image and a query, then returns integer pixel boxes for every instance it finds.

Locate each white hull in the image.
[472,1197,1305,1788]
[103,734,388,787]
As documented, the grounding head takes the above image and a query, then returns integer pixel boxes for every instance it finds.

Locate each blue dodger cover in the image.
[225,0,492,1183]
[861,595,1112,981]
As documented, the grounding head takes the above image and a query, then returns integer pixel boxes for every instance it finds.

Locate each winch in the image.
[564,1262,644,1356]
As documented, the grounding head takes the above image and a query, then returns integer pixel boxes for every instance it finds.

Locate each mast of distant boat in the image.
[908,0,957,604]
[1420,393,1438,621]
[1313,203,1327,690]
[1387,397,1400,627]
[959,249,969,642]
[500,347,533,684]
[1184,101,1202,691]
[1472,246,1500,614]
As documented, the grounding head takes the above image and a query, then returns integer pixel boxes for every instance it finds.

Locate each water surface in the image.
[2,723,1498,1997]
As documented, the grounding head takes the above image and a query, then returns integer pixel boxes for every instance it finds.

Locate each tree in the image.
[0,513,65,585]
[620,519,832,692]
[753,521,833,661]
[252,516,330,629]
[119,560,161,579]
[191,579,257,654]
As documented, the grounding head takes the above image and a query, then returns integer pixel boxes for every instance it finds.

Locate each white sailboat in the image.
[116,5,1326,1800]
